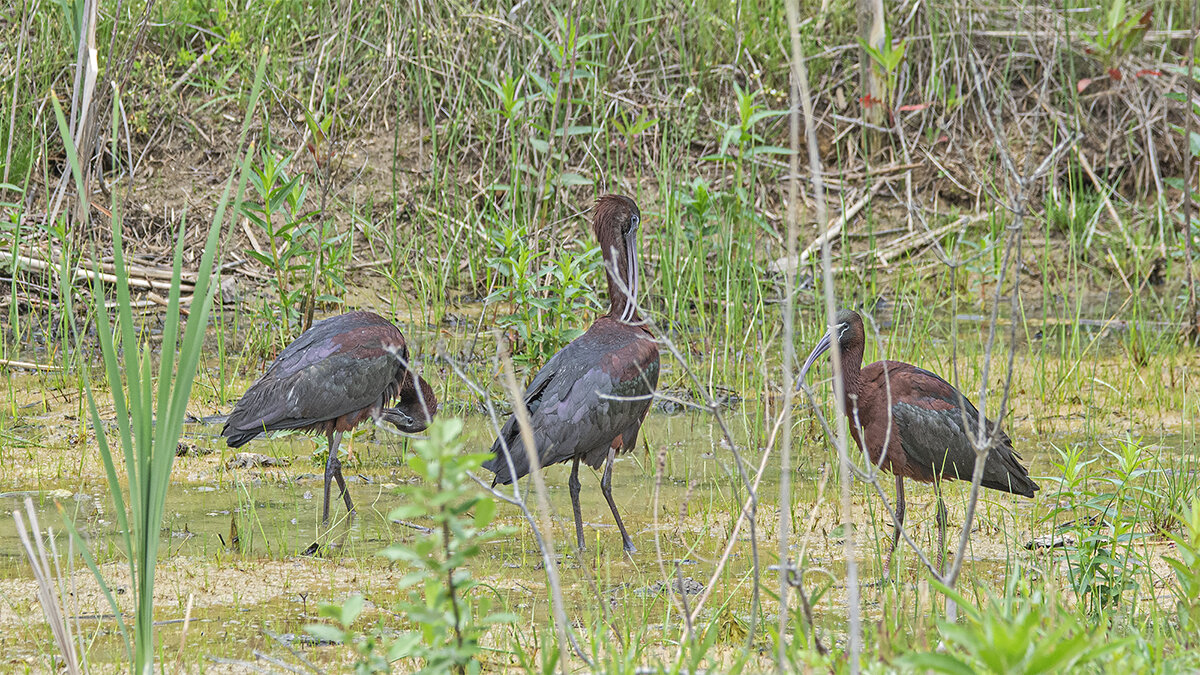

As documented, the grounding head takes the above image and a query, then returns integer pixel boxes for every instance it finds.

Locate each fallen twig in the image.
[875,214,986,266]
[0,250,193,292]
[768,179,887,274]
[0,359,65,372]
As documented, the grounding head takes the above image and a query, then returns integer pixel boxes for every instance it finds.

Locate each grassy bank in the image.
[1,0,1199,671]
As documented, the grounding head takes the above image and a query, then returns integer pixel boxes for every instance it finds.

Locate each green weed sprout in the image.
[857,22,907,116]
[1164,497,1200,639]
[306,418,516,673]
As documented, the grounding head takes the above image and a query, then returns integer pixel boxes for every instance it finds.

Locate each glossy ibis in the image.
[799,309,1038,573]
[483,195,660,552]
[223,311,438,525]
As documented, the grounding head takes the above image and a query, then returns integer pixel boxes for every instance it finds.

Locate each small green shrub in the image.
[307,418,516,673]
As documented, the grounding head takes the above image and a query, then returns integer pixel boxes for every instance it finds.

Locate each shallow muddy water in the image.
[0,313,1196,666]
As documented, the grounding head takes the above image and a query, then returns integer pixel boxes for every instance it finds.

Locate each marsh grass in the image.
[1,0,1198,671]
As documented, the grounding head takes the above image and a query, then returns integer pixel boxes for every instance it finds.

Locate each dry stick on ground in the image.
[785,180,884,270]
[0,359,65,372]
[796,12,862,669]
[874,215,987,267]
[0,251,189,293]
[437,349,592,667]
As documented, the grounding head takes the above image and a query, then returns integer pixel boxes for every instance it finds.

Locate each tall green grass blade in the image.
[47,48,269,673]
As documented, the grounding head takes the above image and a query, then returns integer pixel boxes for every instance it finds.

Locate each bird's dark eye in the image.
[628,214,639,232]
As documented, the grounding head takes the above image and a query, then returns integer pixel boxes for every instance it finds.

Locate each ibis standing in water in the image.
[483,195,660,553]
[223,311,438,525]
[799,309,1038,573]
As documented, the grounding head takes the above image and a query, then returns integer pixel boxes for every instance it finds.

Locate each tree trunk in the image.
[857,0,887,159]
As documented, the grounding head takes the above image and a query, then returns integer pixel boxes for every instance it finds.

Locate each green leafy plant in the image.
[704,83,788,197]
[677,178,720,242]
[307,419,515,673]
[240,126,349,345]
[486,221,600,366]
[1043,436,1154,617]
[900,577,1128,673]
[1044,189,1102,254]
[241,143,315,341]
[1080,0,1152,78]
[483,74,536,209]
[525,7,604,195]
[1163,497,1200,640]
[857,22,907,114]
[611,108,658,179]
[51,48,261,671]
[306,594,392,673]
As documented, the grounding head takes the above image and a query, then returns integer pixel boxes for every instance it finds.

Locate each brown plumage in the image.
[223,311,437,525]
[800,309,1038,573]
[484,194,659,553]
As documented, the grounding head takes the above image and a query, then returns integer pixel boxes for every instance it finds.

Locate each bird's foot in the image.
[868,575,895,588]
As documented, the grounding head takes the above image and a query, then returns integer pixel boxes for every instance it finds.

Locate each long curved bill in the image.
[620,226,639,323]
[798,331,833,385]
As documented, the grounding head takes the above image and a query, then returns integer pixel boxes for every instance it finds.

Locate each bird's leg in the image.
[322,431,338,526]
[323,431,355,526]
[569,455,585,552]
[601,446,635,553]
[935,488,948,576]
[883,475,905,579]
[333,431,356,519]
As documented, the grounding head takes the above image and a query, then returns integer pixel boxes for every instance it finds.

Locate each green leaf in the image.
[746,109,787,127]
[303,624,346,643]
[268,174,303,214]
[746,145,795,157]
[555,125,599,137]
[897,652,975,675]
[341,593,364,627]
[554,172,592,187]
[474,497,496,528]
[388,632,423,659]
[245,251,277,268]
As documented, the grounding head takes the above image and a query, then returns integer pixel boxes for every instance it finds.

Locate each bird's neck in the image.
[838,344,865,413]
[603,243,640,324]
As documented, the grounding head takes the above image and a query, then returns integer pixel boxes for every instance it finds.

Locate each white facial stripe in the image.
[622,233,639,323]
[630,237,638,314]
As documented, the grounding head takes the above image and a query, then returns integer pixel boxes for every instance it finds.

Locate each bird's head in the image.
[593,194,643,322]
[387,370,438,433]
[799,309,865,383]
